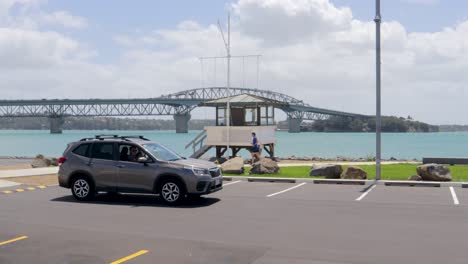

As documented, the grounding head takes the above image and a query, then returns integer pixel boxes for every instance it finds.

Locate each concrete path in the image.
[0,179,21,188]
[0,167,58,179]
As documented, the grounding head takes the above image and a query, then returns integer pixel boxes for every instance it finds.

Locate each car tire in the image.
[158,179,186,205]
[71,176,95,201]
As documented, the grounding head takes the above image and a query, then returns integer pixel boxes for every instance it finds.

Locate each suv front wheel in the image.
[71,176,95,201]
[159,179,186,205]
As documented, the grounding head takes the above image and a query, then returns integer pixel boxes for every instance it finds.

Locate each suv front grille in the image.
[209,168,220,178]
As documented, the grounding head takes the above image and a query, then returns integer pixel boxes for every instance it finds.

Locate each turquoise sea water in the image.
[0,130,467,159]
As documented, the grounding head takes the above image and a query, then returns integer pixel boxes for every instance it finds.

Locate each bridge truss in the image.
[0,98,199,117]
[0,87,368,122]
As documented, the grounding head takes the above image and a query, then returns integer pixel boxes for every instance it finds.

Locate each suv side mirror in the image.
[138,157,149,163]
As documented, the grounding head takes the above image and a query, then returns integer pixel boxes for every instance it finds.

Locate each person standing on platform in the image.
[250,132,261,164]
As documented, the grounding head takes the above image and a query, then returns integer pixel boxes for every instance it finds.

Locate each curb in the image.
[313,179,365,185]
[384,181,440,187]
[1,185,48,195]
[247,178,296,183]
[222,176,468,187]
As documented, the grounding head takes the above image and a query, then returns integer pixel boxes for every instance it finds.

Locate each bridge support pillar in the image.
[288,117,303,133]
[174,113,191,133]
[49,116,64,134]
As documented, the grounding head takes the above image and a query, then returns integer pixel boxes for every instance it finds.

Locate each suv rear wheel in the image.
[159,179,186,205]
[71,176,95,201]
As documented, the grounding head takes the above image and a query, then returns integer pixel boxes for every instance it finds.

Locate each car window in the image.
[72,143,91,157]
[119,144,151,162]
[142,143,182,162]
[91,143,115,160]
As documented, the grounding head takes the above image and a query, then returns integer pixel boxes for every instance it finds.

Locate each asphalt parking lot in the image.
[1,181,468,264]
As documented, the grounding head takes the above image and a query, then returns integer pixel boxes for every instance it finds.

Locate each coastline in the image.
[0,157,34,170]
[0,156,419,171]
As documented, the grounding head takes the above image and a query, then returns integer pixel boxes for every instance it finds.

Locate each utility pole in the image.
[374,0,382,180]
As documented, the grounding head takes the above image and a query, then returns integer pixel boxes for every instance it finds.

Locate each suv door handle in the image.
[117,164,125,168]
[86,162,94,166]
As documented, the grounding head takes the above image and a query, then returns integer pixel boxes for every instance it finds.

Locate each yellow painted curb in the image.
[0,235,28,246]
[2,190,13,194]
[15,189,25,192]
[110,250,149,264]
[26,187,36,191]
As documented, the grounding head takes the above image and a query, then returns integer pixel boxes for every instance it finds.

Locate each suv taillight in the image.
[58,157,67,165]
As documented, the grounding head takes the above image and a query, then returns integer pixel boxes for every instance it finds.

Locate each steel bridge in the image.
[0,87,368,133]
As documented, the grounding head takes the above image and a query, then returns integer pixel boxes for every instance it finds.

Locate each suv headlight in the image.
[184,166,209,176]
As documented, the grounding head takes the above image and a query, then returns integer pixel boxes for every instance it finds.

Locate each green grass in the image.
[223,164,468,182]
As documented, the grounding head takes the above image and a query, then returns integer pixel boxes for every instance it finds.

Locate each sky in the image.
[1,0,467,124]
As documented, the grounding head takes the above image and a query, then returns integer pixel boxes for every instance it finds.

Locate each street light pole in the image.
[374,0,382,180]
[227,13,231,156]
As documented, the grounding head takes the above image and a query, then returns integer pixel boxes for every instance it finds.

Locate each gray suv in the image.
[58,135,222,204]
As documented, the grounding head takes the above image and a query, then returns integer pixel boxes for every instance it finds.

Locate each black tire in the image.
[71,176,95,201]
[158,179,186,205]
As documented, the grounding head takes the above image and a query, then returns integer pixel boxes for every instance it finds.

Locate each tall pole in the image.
[226,13,231,156]
[374,0,382,180]
[256,55,260,89]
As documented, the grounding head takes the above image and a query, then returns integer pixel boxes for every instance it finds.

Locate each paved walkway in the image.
[0,167,59,179]
[0,179,21,188]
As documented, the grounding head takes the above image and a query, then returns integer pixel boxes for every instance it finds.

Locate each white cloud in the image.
[0,28,81,68]
[38,11,88,29]
[0,0,87,30]
[0,0,42,17]
[232,0,353,45]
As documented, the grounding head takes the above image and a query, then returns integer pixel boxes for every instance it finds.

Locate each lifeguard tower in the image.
[185,93,285,159]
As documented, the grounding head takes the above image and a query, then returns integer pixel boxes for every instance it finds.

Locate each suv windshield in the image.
[142,143,182,161]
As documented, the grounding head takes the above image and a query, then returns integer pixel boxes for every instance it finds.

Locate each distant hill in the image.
[0,117,215,130]
[0,116,439,132]
[278,116,439,132]
[439,125,468,132]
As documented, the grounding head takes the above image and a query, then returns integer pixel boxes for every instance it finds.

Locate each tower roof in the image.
[201,93,287,107]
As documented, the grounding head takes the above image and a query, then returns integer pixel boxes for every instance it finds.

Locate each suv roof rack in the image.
[79,135,150,142]
[118,135,151,141]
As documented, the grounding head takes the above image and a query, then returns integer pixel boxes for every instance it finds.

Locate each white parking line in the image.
[267,183,306,197]
[223,180,242,186]
[449,187,460,205]
[355,184,376,201]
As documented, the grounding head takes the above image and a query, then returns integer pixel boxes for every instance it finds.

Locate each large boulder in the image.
[250,158,280,174]
[417,164,452,181]
[221,157,244,174]
[309,164,343,179]
[209,157,227,165]
[50,158,59,166]
[408,175,423,181]
[31,157,50,168]
[341,166,367,179]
